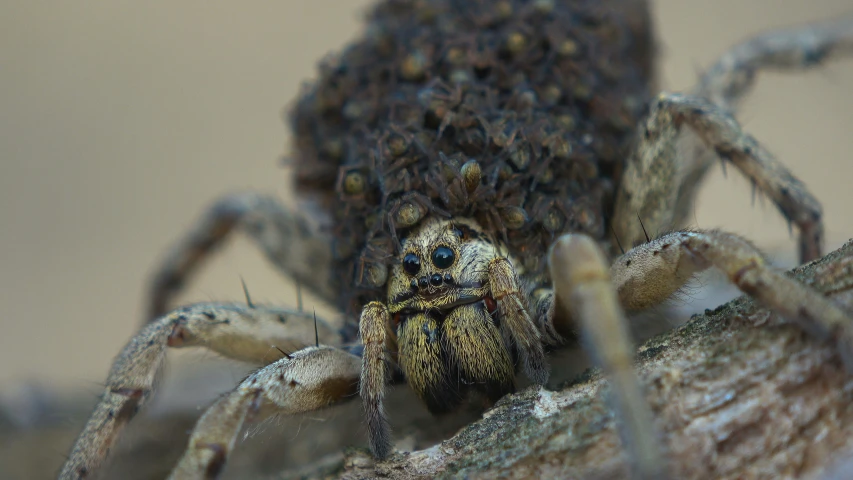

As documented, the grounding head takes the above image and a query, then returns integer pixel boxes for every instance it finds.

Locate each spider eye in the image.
[431,246,455,269]
[402,253,421,275]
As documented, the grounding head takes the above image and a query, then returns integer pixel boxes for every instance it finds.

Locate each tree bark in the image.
[280,239,853,479]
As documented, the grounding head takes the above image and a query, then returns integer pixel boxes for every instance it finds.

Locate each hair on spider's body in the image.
[59,1,853,479]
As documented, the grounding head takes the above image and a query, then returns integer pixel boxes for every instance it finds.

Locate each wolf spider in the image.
[60,12,853,480]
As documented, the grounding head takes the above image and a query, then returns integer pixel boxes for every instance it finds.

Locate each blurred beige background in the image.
[1,0,852,397]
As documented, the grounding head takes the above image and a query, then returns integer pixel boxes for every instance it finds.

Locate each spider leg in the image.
[59,303,341,479]
[168,346,360,479]
[613,92,824,263]
[548,234,668,480]
[488,257,549,385]
[359,301,397,459]
[696,17,853,110]
[614,17,853,264]
[609,229,853,364]
[546,229,853,478]
[146,192,335,320]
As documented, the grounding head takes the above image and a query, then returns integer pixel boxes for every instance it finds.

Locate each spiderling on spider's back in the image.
[289,0,654,316]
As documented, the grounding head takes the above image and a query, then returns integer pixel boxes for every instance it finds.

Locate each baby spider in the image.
[59,1,853,478]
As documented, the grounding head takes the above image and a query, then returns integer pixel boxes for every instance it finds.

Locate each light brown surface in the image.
[1,1,852,393]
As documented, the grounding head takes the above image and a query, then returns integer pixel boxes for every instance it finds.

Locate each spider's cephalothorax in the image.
[59,1,853,478]
[358,215,549,457]
[388,216,528,412]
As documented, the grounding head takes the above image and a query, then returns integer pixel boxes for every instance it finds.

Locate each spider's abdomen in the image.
[290,0,654,314]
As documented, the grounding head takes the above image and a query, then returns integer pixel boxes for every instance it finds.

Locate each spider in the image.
[59,1,853,478]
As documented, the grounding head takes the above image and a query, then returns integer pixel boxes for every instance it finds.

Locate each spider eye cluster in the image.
[401,244,458,292]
